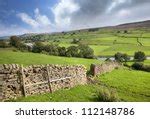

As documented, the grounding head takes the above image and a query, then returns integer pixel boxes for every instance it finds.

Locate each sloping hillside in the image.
[115,20,150,29]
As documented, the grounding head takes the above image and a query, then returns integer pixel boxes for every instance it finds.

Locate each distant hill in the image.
[0,36,10,40]
[0,20,150,39]
[114,20,150,29]
[66,20,150,33]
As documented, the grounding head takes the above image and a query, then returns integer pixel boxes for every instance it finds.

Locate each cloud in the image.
[118,9,131,17]
[17,8,52,28]
[34,8,51,26]
[17,13,39,27]
[52,0,150,30]
[2,0,150,36]
[107,0,131,13]
[0,8,55,36]
[52,0,80,29]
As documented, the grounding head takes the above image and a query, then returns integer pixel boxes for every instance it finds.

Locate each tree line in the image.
[0,36,94,59]
[114,51,146,62]
[114,52,149,72]
[32,42,94,59]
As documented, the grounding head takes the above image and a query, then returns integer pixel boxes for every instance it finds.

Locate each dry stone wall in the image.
[0,64,87,101]
[23,65,50,96]
[90,61,121,76]
[0,64,23,101]
[47,65,87,92]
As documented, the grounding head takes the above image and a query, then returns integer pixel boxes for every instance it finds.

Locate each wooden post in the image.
[20,65,26,97]
[46,65,52,93]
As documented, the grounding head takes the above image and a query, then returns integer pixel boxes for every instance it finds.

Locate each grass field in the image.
[0,49,101,69]
[59,43,110,56]
[11,85,99,102]
[43,29,150,57]
[99,44,150,56]
[99,68,150,102]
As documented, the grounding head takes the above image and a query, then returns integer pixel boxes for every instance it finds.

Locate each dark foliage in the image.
[71,39,81,44]
[58,47,66,56]
[44,44,59,56]
[114,52,130,62]
[0,40,8,48]
[10,36,22,48]
[132,62,143,70]
[32,42,44,53]
[132,62,150,72]
[134,51,146,62]
[66,46,79,57]
[78,44,94,58]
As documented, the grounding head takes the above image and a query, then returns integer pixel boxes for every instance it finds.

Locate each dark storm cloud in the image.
[74,0,111,16]
[70,0,111,28]
[68,0,150,29]
[110,0,150,12]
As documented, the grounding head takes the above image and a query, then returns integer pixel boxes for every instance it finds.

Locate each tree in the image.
[115,52,123,62]
[132,62,143,70]
[66,46,79,57]
[123,53,130,62]
[78,44,94,58]
[17,43,28,51]
[32,42,44,53]
[124,30,128,34]
[115,52,130,62]
[44,44,59,56]
[10,36,22,48]
[134,51,146,62]
[58,47,66,56]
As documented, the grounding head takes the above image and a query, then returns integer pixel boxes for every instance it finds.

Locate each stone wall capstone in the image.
[0,64,87,101]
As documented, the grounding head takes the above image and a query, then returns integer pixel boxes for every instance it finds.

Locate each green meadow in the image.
[0,49,101,70]
[44,29,150,57]
[99,68,150,102]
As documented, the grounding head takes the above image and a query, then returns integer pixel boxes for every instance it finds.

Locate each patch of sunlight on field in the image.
[89,45,110,56]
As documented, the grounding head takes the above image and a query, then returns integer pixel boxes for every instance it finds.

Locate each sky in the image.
[0,0,150,36]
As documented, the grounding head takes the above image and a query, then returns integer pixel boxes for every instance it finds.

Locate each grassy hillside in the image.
[41,28,150,57]
[0,49,101,69]
[99,44,150,56]
[11,85,99,102]
[99,68,150,102]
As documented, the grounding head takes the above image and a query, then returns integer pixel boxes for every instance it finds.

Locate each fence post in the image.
[46,65,52,93]
[20,65,26,97]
